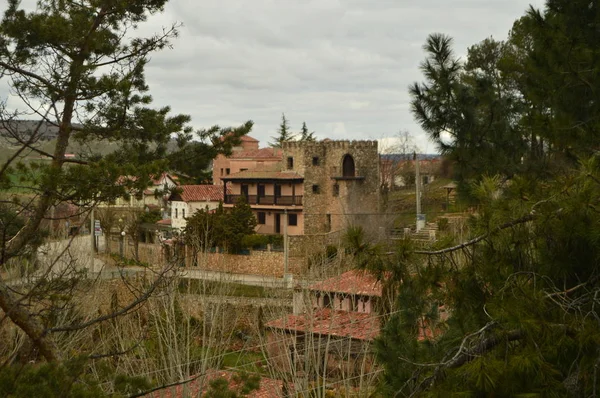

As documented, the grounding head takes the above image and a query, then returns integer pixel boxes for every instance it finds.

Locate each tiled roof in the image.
[156,219,171,225]
[220,134,259,143]
[146,369,282,398]
[172,185,229,202]
[240,135,259,142]
[230,147,281,160]
[223,170,302,181]
[152,172,178,185]
[309,270,383,297]
[266,308,380,341]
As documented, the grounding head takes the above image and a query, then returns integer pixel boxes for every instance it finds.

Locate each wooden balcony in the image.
[225,194,303,206]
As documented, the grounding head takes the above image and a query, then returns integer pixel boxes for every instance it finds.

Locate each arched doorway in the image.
[342,154,355,177]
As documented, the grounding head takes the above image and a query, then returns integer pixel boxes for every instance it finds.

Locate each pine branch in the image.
[414,214,535,255]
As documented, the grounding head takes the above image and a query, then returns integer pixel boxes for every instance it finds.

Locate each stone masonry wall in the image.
[281,140,380,235]
[188,250,304,277]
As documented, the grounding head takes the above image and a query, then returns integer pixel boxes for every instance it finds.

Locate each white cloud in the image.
[1,0,547,153]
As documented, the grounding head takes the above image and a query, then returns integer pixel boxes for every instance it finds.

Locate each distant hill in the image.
[0,120,73,141]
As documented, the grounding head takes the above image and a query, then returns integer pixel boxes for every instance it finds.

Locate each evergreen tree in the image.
[0,0,251,366]
[222,197,257,253]
[377,1,600,395]
[298,121,316,142]
[269,113,295,147]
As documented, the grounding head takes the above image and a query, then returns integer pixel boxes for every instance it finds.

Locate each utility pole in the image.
[283,209,288,274]
[415,152,424,232]
[90,207,95,273]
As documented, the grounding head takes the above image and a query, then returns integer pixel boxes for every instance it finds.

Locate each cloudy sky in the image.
[3,0,547,153]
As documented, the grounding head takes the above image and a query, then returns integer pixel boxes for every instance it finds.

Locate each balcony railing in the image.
[225,194,303,206]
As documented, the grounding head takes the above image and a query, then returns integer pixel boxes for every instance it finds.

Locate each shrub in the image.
[241,234,269,249]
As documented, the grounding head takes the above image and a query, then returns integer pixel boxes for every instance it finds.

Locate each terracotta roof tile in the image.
[240,135,259,142]
[220,134,259,143]
[156,219,171,225]
[309,270,383,297]
[266,308,380,341]
[223,170,302,180]
[146,369,282,398]
[173,185,229,202]
[230,147,282,160]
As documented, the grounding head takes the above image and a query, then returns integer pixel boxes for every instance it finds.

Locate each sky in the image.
[2,0,547,154]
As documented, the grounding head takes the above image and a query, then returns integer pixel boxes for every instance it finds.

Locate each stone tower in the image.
[281,140,379,235]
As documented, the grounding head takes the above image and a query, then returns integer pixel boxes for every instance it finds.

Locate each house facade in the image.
[221,139,380,237]
[265,270,383,379]
[99,172,178,214]
[169,185,228,230]
[212,135,282,185]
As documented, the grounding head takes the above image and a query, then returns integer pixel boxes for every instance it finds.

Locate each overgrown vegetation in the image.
[374,0,600,396]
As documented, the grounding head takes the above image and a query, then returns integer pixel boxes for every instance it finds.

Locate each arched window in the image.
[342,154,355,177]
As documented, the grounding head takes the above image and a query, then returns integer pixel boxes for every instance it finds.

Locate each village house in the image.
[221,139,380,237]
[212,135,282,186]
[380,155,442,190]
[265,270,384,379]
[168,184,229,230]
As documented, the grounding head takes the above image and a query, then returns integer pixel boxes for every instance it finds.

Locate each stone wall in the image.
[187,250,304,278]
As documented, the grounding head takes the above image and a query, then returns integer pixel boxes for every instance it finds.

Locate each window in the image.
[182,209,185,218]
[226,168,230,175]
[327,213,331,232]
[220,168,224,176]
[288,213,297,226]
[240,168,248,172]
[257,212,266,224]
[333,184,339,197]
[312,156,320,166]
[287,157,294,169]
[342,154,355,177]
[312,185,320,194]
[175,208,178,218]
[323,294,331,308]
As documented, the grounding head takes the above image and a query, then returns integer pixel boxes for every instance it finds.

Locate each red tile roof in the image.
[309,270,383,297]
[152,172,179,185]
[230,147,281,160]
[146,369,282,398]
[173,185,229,202]
[156,219,171,225]
[266,308,380,341]
[220,134,259,143]
[223,170,302,181]
[240,135,259,142]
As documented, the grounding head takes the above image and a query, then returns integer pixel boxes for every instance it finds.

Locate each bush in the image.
[241,234,269,250]
[268,235,283,247]
[437,217,449,231]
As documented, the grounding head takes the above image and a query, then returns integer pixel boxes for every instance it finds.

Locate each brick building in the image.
[212,135,282,185]
[221,139,380,236]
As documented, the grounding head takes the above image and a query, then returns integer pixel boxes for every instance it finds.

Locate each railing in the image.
[225,194,303,206]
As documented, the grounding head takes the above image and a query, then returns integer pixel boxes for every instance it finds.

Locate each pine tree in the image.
[269,113,295,147]
[0,0,251,365]
[376,1,600,395]
[299,121,316,142]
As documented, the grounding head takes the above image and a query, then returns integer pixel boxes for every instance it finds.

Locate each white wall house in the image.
[169,185,228,230]
[99,172,179,213]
